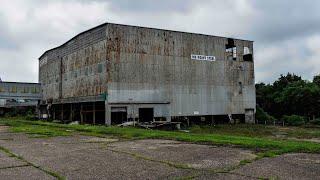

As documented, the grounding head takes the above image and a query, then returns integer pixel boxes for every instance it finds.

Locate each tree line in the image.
[256,73,320,125]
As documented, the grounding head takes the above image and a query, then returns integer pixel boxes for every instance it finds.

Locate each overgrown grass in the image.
[281,127,320,139]
[189,124,277,137]
[190,124,320,139]
[1,117,320,156]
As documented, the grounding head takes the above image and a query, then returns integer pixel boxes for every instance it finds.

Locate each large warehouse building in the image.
[39,23,255,125]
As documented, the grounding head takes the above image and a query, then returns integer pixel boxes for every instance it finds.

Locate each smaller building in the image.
[0,82,41,116]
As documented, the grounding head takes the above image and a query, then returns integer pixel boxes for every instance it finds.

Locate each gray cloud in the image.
[250,0,320,43]
[0,0,319,83]
[106,0,195,13]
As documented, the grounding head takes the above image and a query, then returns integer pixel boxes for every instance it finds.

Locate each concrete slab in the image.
[109,139,256,170]
[0,151,27,168]
[233,153,320,180]
[1,131,319,180]
[0,134,194,179]
[0,166,55,180]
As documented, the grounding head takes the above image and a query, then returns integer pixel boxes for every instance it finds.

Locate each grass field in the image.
[1,117,320,158]
[189,124,320,139]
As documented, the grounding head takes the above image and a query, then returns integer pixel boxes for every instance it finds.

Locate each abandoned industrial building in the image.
[38,23,255,125]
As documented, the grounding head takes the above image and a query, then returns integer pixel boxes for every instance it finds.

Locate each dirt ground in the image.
[0,125,320,180]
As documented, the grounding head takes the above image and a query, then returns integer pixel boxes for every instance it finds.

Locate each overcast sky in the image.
[0,0,319,83]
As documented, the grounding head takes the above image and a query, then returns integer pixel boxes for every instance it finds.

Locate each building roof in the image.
[39,22,254,60]
[0,81,40,85]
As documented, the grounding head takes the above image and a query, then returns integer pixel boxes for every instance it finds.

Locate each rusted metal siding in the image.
[39,25,107,102]
[39,23,255,118]
[61,40,107,98]
[105,24,255,116]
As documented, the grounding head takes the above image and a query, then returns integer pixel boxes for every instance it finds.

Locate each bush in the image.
[256,106,276,123]
[282,115,305,126]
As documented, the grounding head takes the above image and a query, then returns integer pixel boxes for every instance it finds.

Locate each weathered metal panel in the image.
[105,24,255,116]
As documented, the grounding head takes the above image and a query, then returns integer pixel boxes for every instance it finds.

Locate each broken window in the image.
[85,68,89,76]
[226,38,237,61]
[238,82,243,94]
[243,46,253,62]
[244,47,250,55]
[31,87,37,94]
[98,64,103,73]
[11,86,17,93]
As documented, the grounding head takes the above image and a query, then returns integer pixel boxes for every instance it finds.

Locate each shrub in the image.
[282,115,305,126]
[256,106,276,123]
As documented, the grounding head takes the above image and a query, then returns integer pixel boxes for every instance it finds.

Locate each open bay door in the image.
[111,107,127,124]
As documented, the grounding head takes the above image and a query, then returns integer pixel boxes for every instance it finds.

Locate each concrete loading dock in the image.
[38,23,256,125]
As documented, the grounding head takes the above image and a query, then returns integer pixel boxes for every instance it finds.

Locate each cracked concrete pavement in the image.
[0,125,320,180]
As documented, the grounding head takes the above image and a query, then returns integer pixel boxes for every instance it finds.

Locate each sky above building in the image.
[0,0,319,83]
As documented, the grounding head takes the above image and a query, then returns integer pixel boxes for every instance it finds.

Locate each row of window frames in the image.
[0,87,40,94]
[43,64,104,84]
[65,64,104,81]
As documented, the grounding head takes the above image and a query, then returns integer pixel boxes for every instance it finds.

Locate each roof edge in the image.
[38,22,254,60]
[0,81,40,85]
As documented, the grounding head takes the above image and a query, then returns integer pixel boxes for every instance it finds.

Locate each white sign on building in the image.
[191,54,216,61]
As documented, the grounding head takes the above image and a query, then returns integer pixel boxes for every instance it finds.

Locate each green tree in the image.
[273,73,302,91]
[256,73,320,121]
[313,74,320,87]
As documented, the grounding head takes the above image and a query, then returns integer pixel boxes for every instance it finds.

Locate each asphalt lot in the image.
[0,125,320,180]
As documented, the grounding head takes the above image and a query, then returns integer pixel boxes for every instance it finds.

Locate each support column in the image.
[61,104,64,122]
[53,106,56,120]
[166,116,171,122]
[93,102,96,125]
[80,103,83,124]
[105,101,111,126]
[70,104,73,122]
[211,116,215,126]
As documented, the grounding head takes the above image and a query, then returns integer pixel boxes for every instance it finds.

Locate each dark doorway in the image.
[139,108,154,122]
[111,107,127,125]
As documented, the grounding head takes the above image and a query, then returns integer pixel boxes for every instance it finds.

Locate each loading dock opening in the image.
[111,107,127,125]
[139,108,154,122]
